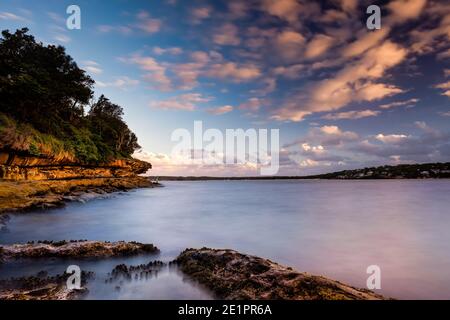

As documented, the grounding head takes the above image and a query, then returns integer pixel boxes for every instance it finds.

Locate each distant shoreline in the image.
[149,162,450,181]
[150,176,450,181]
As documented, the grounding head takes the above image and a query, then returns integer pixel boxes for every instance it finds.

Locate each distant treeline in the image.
[151,162,450,180]
[0,28,140,163]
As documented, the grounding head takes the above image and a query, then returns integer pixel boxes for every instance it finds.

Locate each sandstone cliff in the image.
[0,150,154,214]
[0,151,151,181]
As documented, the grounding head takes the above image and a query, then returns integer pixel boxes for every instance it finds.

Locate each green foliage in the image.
[88,95,141,158]
[0,28,141,163]
[0,112,74,160]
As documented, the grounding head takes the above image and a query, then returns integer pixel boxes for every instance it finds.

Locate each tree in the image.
[88,95,141,157]
[0,28,94,134]
[0,28,141,163]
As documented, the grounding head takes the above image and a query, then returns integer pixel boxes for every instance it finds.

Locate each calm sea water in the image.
[1,180,450,299]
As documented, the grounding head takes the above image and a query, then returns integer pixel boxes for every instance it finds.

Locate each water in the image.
[1,180,450,299]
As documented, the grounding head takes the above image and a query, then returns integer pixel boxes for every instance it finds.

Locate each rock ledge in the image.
[175,248,386,300]
[0,240,159,262]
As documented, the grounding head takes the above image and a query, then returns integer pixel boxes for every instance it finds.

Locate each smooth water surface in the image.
[1,180,450,299]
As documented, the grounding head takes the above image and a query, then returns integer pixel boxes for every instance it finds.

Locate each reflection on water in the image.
[1,180,450,299]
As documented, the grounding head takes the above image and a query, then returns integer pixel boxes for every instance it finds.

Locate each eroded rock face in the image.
[175,248,387,300]
[0,240,159,262]
[0,152,152,181]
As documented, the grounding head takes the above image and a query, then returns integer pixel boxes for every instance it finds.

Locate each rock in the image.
[175,248,387,300]
[0,240,159,261]
[0,152,151,181]
[0,271,93,300]
[0,176,157,214]
[108,260,166,283]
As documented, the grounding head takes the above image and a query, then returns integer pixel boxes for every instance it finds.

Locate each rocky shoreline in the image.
[0,176,159,214]
[0,244,387,300]
[0,271,93,300]
[0,240,159,263]
[175,248,386,300]
[0,240,159,299]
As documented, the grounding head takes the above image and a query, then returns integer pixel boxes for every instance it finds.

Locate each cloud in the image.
[82,61,103,75]
[379,98,419,109]
[274,30,305,61]
[340,0,358,13]
[308,125,359,147]
[251,78,277,96]
[414,121,440,136]
[409,3,450,55]
[190,6,212,24]
[322,109,380,120]
[228,1,249,19]
[434,81,450,97]
[351,123,449,162]
[0,11,29,22]
[213,23,241,45]
[206,105,233,115]
[375,134,410,144]
[285,125,359,148]
[152,46,183,55]
[387,0,427,23]
[260,0,316,25]
[304,34,334,59]
[135,11,162,33]
[150,93,211,111]
[438,48,450,60]
[53,33,71,43]
[97,11,161,36]
[122,50,259,91]
[97,25,133,35]
[96,76,139,89]
[301,143,324,153]
[342,27,391,58]
[133,149,268,177]
[206,62,261,82]
[272,41,407,121]
[121,55,172,90]
[238,98,263,112]
[282,121,450,174]
[261,0,300,22]
[190,51,210,64]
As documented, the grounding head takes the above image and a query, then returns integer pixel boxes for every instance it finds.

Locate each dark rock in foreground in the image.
[0,240,159,262]
[0,270,92,300]
[175,248,386,300]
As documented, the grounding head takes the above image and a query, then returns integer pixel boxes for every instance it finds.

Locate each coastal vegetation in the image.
[0,28,140,164]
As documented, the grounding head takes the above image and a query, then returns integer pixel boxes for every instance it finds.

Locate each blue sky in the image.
[1,0,449,176]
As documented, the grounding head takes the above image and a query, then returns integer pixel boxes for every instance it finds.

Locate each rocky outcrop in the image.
[0,240,159,262]
[175,248,386,300]
[0,271,92,300]
[0,176,159,214]
[0,152,151,181]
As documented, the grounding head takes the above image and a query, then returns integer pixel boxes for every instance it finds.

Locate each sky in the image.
[0,0,449,176]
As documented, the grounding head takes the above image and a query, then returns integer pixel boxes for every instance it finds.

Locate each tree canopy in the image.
[0,28,141,163]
